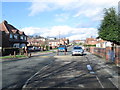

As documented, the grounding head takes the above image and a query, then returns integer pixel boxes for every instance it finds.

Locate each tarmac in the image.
[1,51,119,89]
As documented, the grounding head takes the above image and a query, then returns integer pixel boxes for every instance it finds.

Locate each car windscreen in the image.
[73,47,82,49]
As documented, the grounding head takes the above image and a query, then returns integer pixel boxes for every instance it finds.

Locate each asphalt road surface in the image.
[1,46,119,89]
[2,55,55,89]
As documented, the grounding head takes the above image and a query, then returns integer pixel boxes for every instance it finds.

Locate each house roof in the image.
[73,40,81,42]
[0,20,26,35]
[0,20,10,33]
[86,38,97,41]
[49,40,59,42]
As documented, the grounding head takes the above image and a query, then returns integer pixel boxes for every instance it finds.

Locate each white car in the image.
[72,46,84,56]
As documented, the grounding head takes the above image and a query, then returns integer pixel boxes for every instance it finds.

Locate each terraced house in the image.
[0,20,28,48]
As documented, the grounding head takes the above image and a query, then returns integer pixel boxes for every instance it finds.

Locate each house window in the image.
[20,36,24,40]
[14,34,18,39]
[10,34,13,38]
[20,44,26,48]
[24,36,27,40]
[13,43,19,48]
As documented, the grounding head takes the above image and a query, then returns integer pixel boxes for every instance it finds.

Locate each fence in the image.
[86,46,120,65]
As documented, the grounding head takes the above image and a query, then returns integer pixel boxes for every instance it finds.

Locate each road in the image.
[1,46,119,89]
[2,54,55,89]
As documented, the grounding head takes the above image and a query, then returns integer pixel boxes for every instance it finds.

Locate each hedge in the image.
[2,47,21,56]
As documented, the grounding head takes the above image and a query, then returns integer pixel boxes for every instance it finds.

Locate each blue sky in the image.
[1,0,119,40]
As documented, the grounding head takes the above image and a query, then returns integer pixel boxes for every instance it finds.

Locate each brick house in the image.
[85,37,98,45]
[0,20,28,48]
[27,37,45,47]
[48,38,69,49]
[96,38,112,48]
[73,40,85,44]
[73,40,81,44]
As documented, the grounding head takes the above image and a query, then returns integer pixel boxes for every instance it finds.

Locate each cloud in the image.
[28,0,119,16]
[28,0,119,26]
[28,0,84,16]
[21,25,98,41]
[55,13,70,22]
[20,27,49,35]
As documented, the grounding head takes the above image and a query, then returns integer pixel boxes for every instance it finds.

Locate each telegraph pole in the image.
[59,31,60,45]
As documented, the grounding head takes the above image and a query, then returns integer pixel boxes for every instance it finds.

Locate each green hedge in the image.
[2,47,20,56]
[83,44,96,47]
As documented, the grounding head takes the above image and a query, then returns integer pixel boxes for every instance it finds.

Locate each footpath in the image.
[86,52,120,89]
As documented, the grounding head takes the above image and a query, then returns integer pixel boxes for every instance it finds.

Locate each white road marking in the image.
[96,76,104,88]
[22,62,52,89]
[85,56,104,88]
[87,65,92,71]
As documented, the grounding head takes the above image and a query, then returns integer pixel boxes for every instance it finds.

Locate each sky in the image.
[1,0,119,41]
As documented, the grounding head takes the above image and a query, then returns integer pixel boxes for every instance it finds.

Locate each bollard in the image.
[26,50,28,57]
[64,50,66,55]
[30,53,31,57]
[13,51,16,58]
[57,50,59,55]
[29,51,31,58]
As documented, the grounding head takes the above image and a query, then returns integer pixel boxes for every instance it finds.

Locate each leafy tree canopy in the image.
[98,7,120,45]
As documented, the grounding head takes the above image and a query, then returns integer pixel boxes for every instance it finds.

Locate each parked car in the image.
[58,45,67,52]
[27,46,40,51]
[27,46,35,51]
[72,46,84,56]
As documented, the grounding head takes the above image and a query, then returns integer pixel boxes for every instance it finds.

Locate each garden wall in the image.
[87,46,120,65]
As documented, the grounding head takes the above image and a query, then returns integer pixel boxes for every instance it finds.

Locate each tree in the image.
[98,7,120,45]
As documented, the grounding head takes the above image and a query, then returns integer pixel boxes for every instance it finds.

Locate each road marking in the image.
[96,76,104,88]
[78,84,84,88]
[22,61,53,89]
[87,64,92,71]
[38,56,50,58]
[90,71,95,74]
[85,56,104,88]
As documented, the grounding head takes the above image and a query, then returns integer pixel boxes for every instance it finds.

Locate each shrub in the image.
[2,47,20,56]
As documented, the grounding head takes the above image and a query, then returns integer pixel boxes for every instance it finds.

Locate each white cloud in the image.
[21,25,98,41]
[28,0,85,16]
[55,13,69,22]
[28,0,119,25]
[29,0,119,16]
[25,0,119,40]
[20,27,48,35]
[73,0,119,21]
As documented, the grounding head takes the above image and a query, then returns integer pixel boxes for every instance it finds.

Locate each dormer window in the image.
[24,36,27,40]
[14,34,18,39]
[20,36,24,40]
[10,33,13,38]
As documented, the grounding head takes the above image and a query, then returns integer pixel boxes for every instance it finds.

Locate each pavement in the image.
[86,52,120,89]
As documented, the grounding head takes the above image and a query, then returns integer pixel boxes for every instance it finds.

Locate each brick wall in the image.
[88,46,120,65]
[115,46,120,65]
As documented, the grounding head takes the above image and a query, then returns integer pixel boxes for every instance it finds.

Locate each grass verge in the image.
[0,55,27,59]
[39,50,56,53]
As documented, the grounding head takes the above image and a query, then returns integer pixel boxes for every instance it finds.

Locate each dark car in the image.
[58,45,67,52]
